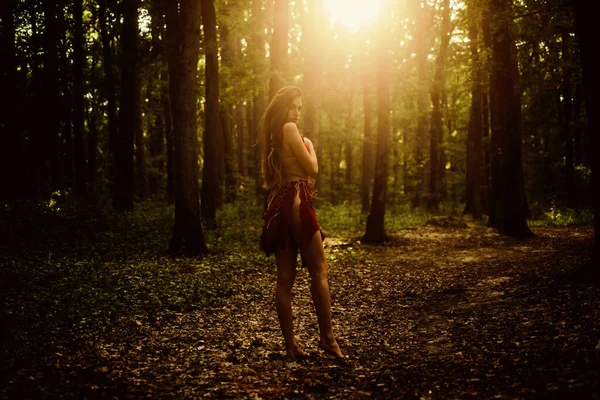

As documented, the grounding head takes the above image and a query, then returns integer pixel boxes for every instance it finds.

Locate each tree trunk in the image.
[73,0,86,194]
[40,0,62,195]
[464,3,483,219]
[364,1,391,244]
[0,0,19,199]
[221,107,236,202]
[114,0,137,212]
[572,0,599,277]
[487,0,532,236]
[303,0,326,194]
[236,103,248,177]
[166,0,208,256]
[135,75,150,200]
[269,0,289,99]
[428,0,451,210]
[344,95,354,186]
[361,79,375,213]
[148,1,166,198]
[87,56,99,183]
[481,2,492,215]
[250,0,267,198]
[413,0,431,208]
[163,65,174,203]
[99,0,118,186]
[200,0,221,229]
[218,12,238,202]
[561,30,576,210]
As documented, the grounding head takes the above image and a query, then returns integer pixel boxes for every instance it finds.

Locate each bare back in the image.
[274,122,318,183]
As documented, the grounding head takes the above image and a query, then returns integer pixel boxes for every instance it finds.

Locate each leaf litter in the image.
[1,215,599,399]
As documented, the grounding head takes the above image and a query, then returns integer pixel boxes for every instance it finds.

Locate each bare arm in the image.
[283,122,318,177]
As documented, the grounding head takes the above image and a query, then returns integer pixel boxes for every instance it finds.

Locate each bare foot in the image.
[319,339,344,359]
[285,345,310,362]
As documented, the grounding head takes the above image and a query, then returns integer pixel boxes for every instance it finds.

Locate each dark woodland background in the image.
[0,0,597,254]
[1,0,600,397]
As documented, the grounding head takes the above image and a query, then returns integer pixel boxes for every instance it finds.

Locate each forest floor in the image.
[1,201,599,399]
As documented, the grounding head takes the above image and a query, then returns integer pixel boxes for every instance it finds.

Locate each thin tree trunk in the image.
[269,0,289,99]
[73,0,86,193]
[221,107,236,202]
[163,65,174,203]
[219,12,237,202]
[87,55,99,183]
[200,0,221,228]
[481,2,492,215]
[561,30,576,210]
[135,75,150,200]
[250,0,267,198]
[361,79,375,213]
[41,0,62,195]
[99,0,118,188]
[114,0,137,212]
[148,1,166,198]
[572,0,599,275]
[344,95,354,186]
[465,3,483,218]
[364,1,391,244]
[428,0,451,210]
[413,0,431,208]
[0,0,19,198]
[167,0,208,255]
[236,103,248,177]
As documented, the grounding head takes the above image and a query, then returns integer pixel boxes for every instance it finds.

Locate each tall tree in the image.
[99,0,118,190]
[200,0,221,228]
[249,0,268,197]
[219,7,238,202]
[236,103,248,178]
[269,0,289,99]
[113,0,137,212]
[364,1,391,244]
[481,3,492,213]
[361,78,375,213]
[464,0,484,218]
[135,74,150,200]
[40,0,62,194]
[73,0,86,193]
[147,1,167,198]
[166,0,208,255]
[0,0,19,198]
[487,0,532,236]
[428,0,452,210]
[302,0,326,189]
[412,0,431,207]
[572,0,599,276]
[561,29,576,210]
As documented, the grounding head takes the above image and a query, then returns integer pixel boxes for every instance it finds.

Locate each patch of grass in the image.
[528,206,594,227]
[316,201,436,238]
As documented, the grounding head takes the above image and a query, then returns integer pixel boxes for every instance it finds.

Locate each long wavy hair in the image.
[257,86,303,189]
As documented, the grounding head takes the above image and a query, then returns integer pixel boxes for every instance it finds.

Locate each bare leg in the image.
[274,245,309,361]
[301,230,344,358]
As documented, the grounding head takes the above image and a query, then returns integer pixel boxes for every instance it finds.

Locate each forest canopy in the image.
[0,0,595,251]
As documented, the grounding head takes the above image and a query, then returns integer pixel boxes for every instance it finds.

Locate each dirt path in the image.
[4,226,599,399]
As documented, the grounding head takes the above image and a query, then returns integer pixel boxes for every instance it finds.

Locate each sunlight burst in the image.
[326,0,383,29]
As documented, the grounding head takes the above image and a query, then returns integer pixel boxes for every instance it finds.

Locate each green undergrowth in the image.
[0,196,592,367]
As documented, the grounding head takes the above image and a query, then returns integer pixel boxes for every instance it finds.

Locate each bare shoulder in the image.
[282,122,301,143]
[282,122,299,134]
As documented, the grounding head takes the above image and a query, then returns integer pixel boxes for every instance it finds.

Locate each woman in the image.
[259,86,344,361]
